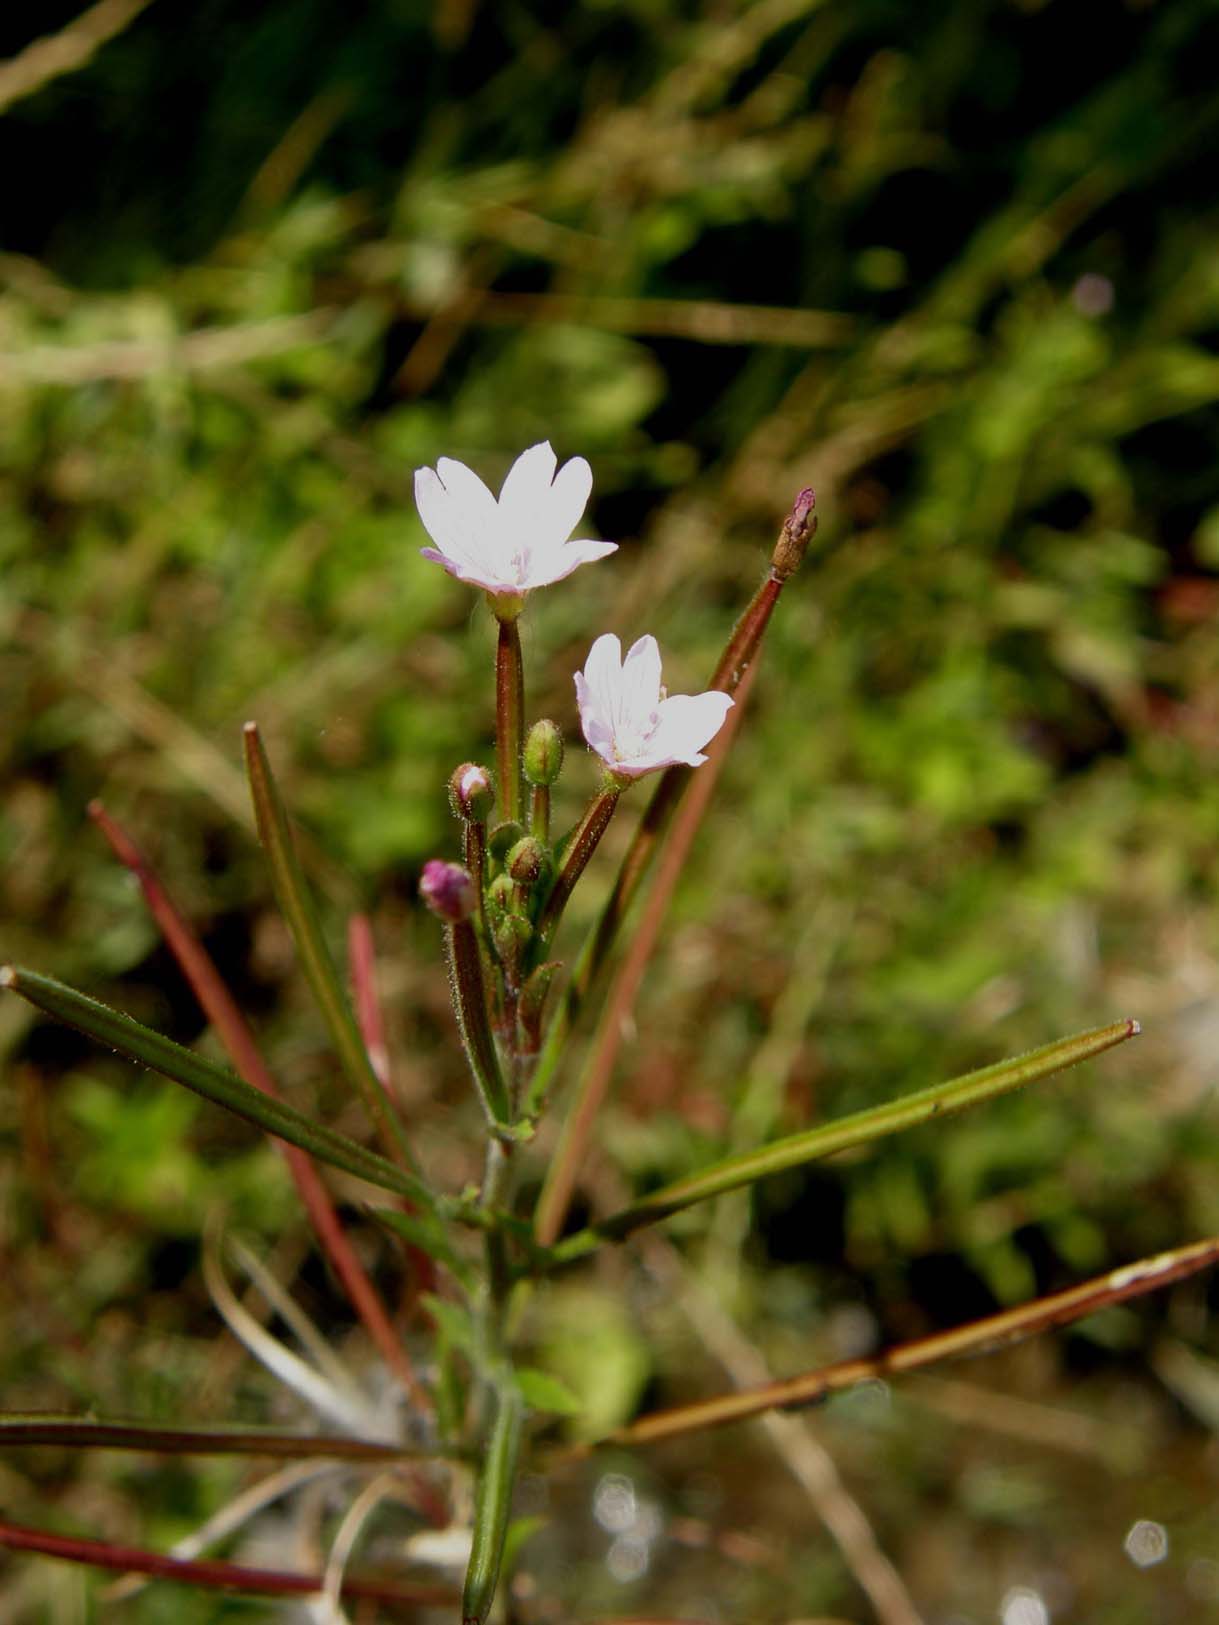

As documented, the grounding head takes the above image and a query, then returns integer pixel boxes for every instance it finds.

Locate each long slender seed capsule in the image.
[534,785,620,948]
[461,1378,524,1625]
[524,489,816,1117]
[423,862,512,1126]
[445,920,510,1127]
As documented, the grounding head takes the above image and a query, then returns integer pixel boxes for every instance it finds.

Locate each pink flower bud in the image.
[419,859,477,923]
[448,762,494,822]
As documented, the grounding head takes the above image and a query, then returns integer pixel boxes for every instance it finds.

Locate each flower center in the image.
[612,705,660,761]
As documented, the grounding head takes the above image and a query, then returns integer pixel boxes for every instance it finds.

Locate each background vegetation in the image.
[4,0,1219,1618]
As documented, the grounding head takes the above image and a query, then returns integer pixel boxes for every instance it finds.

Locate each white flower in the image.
[575,633,734,779]
[414,441,617,596]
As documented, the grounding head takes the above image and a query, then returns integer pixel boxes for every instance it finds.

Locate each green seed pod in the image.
[523,719,564,787]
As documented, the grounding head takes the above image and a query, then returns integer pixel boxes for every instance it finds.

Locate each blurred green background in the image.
[4,0,1219,1619]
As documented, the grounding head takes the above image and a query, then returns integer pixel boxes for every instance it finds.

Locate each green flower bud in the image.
[486,873,515,923]
[523,719,564,787]
[506,836,545,885]
[488,821,525,861]
[493,913,533,977]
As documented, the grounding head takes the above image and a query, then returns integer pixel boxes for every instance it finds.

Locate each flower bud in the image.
[488,820,525,860]
[486,872,515,923]
[493,913,533,977]
[419,859,477,923]
[448,762,495,823]
[523,719,564,787]
[506,836,545,885]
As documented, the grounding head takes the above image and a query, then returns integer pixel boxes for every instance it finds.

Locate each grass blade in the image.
[242,722,417,1170]
[0,965,435,1212]
[550,1019,1139,1259]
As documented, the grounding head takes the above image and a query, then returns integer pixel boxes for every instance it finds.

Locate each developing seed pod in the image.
[523,719,564,787]
[449,762,495,823]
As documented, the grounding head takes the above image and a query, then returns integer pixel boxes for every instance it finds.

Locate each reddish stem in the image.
[89,803,430,1417]
[348,912,438,1303]
[347,914,391,1088]
[0,1518,456,1605]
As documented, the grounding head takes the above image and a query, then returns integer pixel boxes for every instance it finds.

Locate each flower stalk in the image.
[495,611,525,827]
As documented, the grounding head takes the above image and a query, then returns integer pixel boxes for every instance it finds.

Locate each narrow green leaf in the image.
[372,1207,476,1290]
[421,1294,478,1360]
[550,1019,1139,1261]
[242,724,417,1171]
[516,1368,581,1416]
[462,1375,524,1625]
[0,965,434,1214]
[0,1415,451,1461]
[501,1515,546,1571]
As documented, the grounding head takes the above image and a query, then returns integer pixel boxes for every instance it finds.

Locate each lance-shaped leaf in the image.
[462,1372,525,1625]
[0,966,437,1216]
[243,723,417,1170]
[548,1019,1139,1263]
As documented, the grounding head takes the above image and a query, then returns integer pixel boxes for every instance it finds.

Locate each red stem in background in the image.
[348,912,438,1303]
[88,803,431,1418]
[0,1518,456,1606]
[347,914,392,1088]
